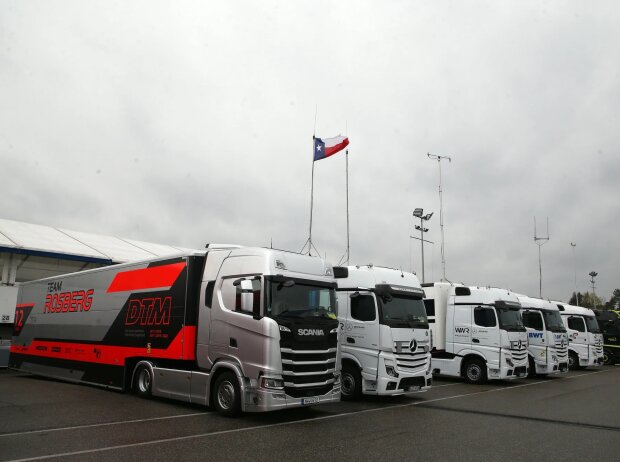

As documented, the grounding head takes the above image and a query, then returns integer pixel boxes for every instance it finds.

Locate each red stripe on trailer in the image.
[106,262,186,293]
[16,303,35,308]
[9,326,197,364]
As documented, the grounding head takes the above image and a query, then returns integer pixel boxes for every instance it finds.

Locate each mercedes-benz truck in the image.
[594,309,620,365]
[424,283,528,384]
[556,303,604,369]
[333,265,432,399]
[518,295,568,376]
[10,246,341,415]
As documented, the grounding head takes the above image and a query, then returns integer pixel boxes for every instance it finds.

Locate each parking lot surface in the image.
[0,367,618,461]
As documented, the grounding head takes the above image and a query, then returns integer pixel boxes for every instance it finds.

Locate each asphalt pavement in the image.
[0,367,618,461]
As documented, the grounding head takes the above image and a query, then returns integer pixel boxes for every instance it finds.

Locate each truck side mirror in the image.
[239,279,254,313]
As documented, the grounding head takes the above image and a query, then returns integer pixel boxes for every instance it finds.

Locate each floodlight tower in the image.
[589,271,598,308]
[534,217,550,298]
[411,208,434,283]
[428,153,451,281]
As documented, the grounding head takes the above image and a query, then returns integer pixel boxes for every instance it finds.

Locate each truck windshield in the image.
[542,310,566,332]
[380,296,428,328]
[496,307,526,332]
[584,316,601,333]
[265,281,337,320]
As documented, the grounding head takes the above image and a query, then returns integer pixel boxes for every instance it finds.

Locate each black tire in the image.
[133,365,153,398]
[463,358,487,384]
[568,352,581,370]
[212,371,241,416]
[602,349,614,366]
[528,356,537,378]
[341,364,362,400]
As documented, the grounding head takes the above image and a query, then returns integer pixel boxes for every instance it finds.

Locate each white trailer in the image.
[517,295,568,376]
[424,283,529,384]
[555,303,604,369]
[334,266,432,398]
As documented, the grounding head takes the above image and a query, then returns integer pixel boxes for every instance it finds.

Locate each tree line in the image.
[568,288,620,310]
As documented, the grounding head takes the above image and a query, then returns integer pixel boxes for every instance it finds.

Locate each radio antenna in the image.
[534,217,550,298]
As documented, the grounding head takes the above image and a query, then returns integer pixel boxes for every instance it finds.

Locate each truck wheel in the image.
[568,352,580,370]
[527,356,537,378]
[341,364,362,400]
[213,371,241,416]
[463,358,487,384]
[602,349,613,365]
[134,365,153,398]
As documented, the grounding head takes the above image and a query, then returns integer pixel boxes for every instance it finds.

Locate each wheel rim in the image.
[138,369,151,393]
[602,351,610,365]
[568,355,576,368]
[467,364,482,381]
[217,381,235,410]
[341,372,356,396]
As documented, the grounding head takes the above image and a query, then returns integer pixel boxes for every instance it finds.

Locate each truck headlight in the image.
[260,377,284,389]
[279,325,291,333]
[385,365,399,378]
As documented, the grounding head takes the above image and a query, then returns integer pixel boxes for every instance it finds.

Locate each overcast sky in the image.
[1,1,618,302]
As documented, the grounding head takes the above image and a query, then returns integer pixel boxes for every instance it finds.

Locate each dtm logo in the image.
[298,328,324,336]
[528,332,544,339]
[455,327,470,334]
[125,296,172,326]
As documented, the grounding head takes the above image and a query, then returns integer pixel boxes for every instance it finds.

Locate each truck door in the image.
[346,292,380,380]
[566,316,588,358]
[472,306,499,354]
[523,310,545,350]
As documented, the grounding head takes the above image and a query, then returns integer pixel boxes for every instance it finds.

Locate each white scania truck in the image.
[333,265,432,399]
[555,303,604,369]
[517,295,568,376]
[10,246,341,415]
[423,283,528,384]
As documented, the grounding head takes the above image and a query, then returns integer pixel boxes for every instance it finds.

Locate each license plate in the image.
[302,396,319,405]
[408,385,421,392]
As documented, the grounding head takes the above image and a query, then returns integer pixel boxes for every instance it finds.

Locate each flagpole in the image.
[308,137,316,256]
[345,149,349,265]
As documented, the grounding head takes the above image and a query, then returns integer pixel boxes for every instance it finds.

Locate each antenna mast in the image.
[534,217,550,298]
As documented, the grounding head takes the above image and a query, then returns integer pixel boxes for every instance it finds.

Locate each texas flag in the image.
[313,135,349,161]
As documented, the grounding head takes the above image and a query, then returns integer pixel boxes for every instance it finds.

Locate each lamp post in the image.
[412,208,434,283]
[589,271,598,308]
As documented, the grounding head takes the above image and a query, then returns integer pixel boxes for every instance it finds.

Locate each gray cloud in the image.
[1,0,618,302]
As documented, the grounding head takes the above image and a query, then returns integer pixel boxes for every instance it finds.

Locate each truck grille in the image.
[555,339,568,360]
[394,351,429,371]
[595,346,603,355]
[510,347,528,363]
[281,347,337,398]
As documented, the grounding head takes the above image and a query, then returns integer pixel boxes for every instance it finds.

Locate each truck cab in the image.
[556,303,604,369]
[518,296,568,376]
[594,309,620,365]
[424,283,528,384]
[334,265,431,399]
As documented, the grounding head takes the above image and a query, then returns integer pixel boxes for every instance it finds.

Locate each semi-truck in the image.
[517,295,568,376]
[594,309,620,365]
[555,303,604,369]
[10,246,341,415]
[333,265,432,399]
[423,283,528,384]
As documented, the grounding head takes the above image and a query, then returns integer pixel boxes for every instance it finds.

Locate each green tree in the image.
[579,291,605,309]
[605,288,620,310]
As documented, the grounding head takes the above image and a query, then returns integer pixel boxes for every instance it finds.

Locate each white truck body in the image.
[424,283,529,383]
[556,303,604,369]
[334,266,432,397]
[517,296,569,375]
